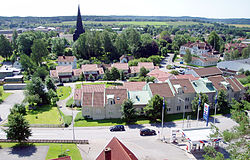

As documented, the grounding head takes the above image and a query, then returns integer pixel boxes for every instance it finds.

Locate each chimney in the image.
[104,147,111,160]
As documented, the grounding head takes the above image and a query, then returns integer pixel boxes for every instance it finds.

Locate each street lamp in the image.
[178,97,185,128]
[72,104,75,141]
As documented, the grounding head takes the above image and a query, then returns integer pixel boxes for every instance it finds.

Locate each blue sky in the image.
[0,0,249,18]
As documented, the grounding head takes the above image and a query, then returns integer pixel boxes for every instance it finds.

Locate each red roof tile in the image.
[129,66,140,74]
[175,74,199,81]
[56,66,72,73]
[74,89,82,100]
[149,83,174,98]
[82,64,99,72]
[117,82,146,91]
[82,92,93,106]
[147,69,173,82]
[50,70,58,78]
[58,56,76,62]
[96,137,138,160]
[93,92,105,106]
[194,67,222,77]
[170,79,196,94]
[192,56,218,63]
[138,62,154,70]
[207,75,227,90]
[105,89,127,105]
[73,69,82,76]
[111,63,129,71]
[82,84,105,93]
[230,77,244,90]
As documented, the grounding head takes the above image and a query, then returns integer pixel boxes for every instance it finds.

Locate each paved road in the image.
[0,115,237,160]
[0,90,25,125]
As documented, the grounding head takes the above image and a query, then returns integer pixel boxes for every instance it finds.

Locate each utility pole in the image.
[72,104,75,141]
[197,95,201,126]
[161,97,165,140]
[178,97,185,128]
[214,91,218,124]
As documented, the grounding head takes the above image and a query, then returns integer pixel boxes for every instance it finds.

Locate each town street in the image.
[0,115,237,160]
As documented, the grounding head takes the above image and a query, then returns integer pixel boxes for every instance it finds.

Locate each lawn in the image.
[0,86,13,102]
[57,86,72,100]
[25,105,63,125]
[0,143,82,160]
[75,82,123,89]
[228,24,250,28]
[74,112,191,127]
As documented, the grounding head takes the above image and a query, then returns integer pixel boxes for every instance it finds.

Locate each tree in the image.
[48,89,59,106]
[242,46,250,59]
[10,104,26,115]
[119,70,125,81]
[139,67,149,77]
[217,89,229,114]
[208,31,221,51]
[203,146,225,160]
[24,94,42,107]
[51,37,68,56]
[0,34,13,59]
[110,67,120,81]
[16,32,37,55]
[124,28,142,58]
[31,39,49,66]
[121,99,137,122]
[170,70,179,75]
[183,49,192,63]
[33,66,49,81]
[115,33,129,56]
[191,93,209,118]
[144,95,165,120]
[20,54,36,75]
[45,76,56,91]
[12,30,18,51]
[79,73,85,81]
[89,74,94,81]
[103,69,112,81]
[4,113,31,143]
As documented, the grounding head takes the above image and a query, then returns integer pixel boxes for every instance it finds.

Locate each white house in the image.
[180,41,212,56]
[190,56,219,67]
[13,57,22,69]
[57,56,77,69]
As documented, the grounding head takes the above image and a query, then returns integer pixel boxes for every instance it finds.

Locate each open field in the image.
[228,24,250,28]
[48,21,213,27]
[57,86,71,100]
[25,105,63,125]
[0,143,81,160]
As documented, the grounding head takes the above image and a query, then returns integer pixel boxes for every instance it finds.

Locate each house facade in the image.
[82,64,104,80]
[57,56,77,69]
[190,56,219,67]
[50,66,81,82]
[180,41,212,56]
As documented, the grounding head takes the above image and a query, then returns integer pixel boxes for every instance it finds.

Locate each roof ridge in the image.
[114,137,134,160]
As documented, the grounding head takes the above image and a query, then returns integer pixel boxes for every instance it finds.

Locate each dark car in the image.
[57,82,64,87]
[140,128,157,136]
[110,125,125,132]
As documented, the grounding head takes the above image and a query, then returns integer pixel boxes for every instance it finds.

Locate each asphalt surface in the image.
[0,90,25,125]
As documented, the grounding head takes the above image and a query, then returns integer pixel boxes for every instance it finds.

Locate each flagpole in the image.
[214,91,218,124]
[197,95,201,127]
[161,97,165,140]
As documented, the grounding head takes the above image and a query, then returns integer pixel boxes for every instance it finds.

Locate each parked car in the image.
[57,82,64,87]
[140,128,156,136]
[178,69,185,74]
[110,125,125,132]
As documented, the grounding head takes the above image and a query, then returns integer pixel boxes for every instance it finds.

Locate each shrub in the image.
[66,97,74,107]
[74,112,85,122]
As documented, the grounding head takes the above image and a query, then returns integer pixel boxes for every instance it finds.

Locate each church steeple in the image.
[73,5,85,41]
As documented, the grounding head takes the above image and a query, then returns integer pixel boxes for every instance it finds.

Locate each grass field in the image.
[228,24,250,28]
[0,143,82,160]
[74,112,191,127]
[25,105,63,125]
[57,86,71,100]
[48,21,213,27]
[0,86,13,102]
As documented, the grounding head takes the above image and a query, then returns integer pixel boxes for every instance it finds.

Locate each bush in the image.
[66,97,74,107]
[172,53,178,62]
[166,65,172,69]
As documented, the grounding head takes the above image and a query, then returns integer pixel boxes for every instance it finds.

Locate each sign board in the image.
[203,103,210,126]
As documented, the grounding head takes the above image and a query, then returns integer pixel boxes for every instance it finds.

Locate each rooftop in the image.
[82,84,105,93]
[56,65,72,73]
[194,67,222,77]
[82,64,99,72]
[58,56,76,62]
[128,91,151,105]
[169,79,196,94]
[149,83,174,98]
[138,62,154,70]
[111,63,129,70]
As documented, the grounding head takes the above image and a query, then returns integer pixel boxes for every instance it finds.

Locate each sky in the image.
[0,0,249,18]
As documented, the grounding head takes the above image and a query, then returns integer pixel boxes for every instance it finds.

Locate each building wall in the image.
[58,60,77,69]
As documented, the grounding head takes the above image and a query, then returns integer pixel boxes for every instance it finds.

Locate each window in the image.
[167,108,171,112]
[185,97,189,102]
[177,106,181,111]
[64,62,66,64]
[185,105,189,109]
[110,101,113,105]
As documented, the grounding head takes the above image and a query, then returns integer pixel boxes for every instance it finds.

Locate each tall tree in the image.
[45,76,56,91]
[208,31,221,51]
[16,32,37,55]
[139,67,149,77]
[124,28,141,58]
[183,49,192,63]
[31,39,49,66]
[103,69,112,81]
[12,30,18,51]
[4,113,31,143]
[242,46,250,59]
[217,89,229,114]
[19,54,36,75]
[144,95,166,120]
[10,104,26,115]
[110,67,120,80]
[121,99,137,122]
[191,93,209,118]
[0,34,13,59]
[119,70,125,81]
[115,33,129,56]
[51,37,68,56]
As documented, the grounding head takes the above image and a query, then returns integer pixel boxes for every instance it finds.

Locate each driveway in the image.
[0,90,25,125]
[0,145,49,160]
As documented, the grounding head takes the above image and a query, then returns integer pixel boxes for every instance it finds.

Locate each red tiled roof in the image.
[73,69,82,76]
[82,64,99,72]
[58,56,76,62]
[105,89,127,105]
[207,75,227,90]
[147,69,173,82]
[170,79,196,94]
[74,89,82,100]
[50,156,71,160]
[93,92,105,106]
[138,62,154,70]
[82,84,105,93]
[118,82,146,91]
[56,65,72,73]
[50,70,58,78]
[226,78,241,92]
[194,67,222,77]
[129,66,140,74]
[234,74,246,79]
[149,83,174,98]
[175,74,199,81]
[191,56,218,63]
[111,63,129,71]
[96,137,138,160]
[230,77,244,90]
[82,92,93,106]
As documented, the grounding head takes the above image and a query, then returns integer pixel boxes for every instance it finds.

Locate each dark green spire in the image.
[73,5,85,41]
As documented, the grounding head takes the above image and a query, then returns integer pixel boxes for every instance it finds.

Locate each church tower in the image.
[73,5,85,41]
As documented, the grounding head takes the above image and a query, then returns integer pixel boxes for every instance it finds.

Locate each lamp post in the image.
[72,104,75,141]
[214,91,218,124]
[178,97,185,128]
